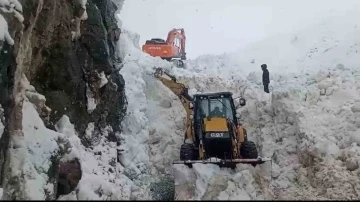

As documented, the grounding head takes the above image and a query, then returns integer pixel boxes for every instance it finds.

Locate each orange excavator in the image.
[142,28,187,68]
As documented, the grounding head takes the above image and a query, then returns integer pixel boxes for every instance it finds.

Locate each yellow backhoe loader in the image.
[153,68,270,168]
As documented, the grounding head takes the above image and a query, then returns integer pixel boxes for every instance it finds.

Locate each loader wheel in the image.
[180,143,196,168]
[177,60,185,68]
[180,143,196,161]
[240,141,258,159]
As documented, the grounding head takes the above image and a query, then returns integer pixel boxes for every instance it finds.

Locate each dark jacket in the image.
[262,68,270,84]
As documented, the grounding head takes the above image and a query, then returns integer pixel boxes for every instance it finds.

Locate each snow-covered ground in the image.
[116,8,360,200]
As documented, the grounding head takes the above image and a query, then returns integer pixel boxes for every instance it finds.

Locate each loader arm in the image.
[154,68,194,142]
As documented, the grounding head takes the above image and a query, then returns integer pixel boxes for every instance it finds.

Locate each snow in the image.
[0,14,13,45]
[99,72,108,88]
[75,0,87,20]
[1,75,133,200]
[55,114,136,200]
[71,0,88,40]
[0,80,67,199]
[0,0,23,45]
[86,84,97,114]
[21,100,61,199]
[115,7,360,200]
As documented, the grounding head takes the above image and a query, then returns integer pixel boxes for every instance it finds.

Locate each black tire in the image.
[240,141,258,159]
[180,143,196,168]
[177,60,185,68]
[171,60,184,68]
[180,143,196,161]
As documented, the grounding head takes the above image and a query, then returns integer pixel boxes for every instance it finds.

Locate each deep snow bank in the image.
[117,29,177,200]
[117,8,360,200]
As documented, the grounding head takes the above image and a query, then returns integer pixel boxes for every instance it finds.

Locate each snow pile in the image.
[0,0,24,45]
[1,78,69,200]
[56,116,135,200]
[116,29,177,200]
[1,78,134,200]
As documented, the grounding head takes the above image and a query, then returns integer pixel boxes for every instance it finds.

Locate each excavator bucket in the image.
[173,157,271,168]
[171,59,185,68]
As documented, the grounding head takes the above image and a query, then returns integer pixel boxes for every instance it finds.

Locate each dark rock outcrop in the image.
[28,0,127,142]
[57,159,82,198]
[0,0,127,199]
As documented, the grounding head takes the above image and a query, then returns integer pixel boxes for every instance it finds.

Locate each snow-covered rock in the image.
[0,0,23,45]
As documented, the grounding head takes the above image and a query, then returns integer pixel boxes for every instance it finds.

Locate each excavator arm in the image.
[154,68,194,142]
[166,28,186,60]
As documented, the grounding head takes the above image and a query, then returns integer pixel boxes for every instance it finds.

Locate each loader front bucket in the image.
[173,157,271,169]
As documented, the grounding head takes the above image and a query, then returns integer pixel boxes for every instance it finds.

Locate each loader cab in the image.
[193,92,237,123]
[192,92,238,145]
[192,92,238,159]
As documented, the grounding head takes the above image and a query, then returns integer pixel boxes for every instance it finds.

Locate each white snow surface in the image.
[2,80,66,200]
[0,0,23,45]
[56,115,134,200]
[99,71,108,88]
[116,9,360,200]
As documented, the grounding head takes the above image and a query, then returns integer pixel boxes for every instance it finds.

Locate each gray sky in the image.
[119,0,360,59]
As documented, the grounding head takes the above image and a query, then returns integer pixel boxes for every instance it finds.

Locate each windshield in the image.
[196,96,234,120]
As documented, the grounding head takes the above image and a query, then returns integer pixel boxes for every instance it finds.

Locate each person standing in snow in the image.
[261,64,270,93]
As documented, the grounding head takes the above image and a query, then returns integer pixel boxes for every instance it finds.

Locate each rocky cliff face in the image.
[0,0,126,200]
